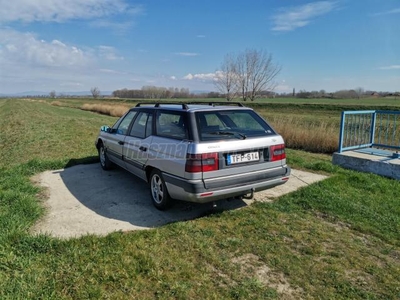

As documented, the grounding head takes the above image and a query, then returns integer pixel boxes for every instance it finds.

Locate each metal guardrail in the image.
[338,110,400,153]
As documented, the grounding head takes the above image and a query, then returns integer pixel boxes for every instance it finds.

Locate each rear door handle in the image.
[139,146,147,152]
[118,141,125,145]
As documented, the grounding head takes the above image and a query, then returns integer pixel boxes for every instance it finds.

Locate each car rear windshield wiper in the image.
[207,131,247,139]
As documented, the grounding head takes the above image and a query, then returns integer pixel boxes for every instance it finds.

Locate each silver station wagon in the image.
[95,103,290,210]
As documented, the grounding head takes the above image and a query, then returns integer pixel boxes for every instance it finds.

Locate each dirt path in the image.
[32,164,327,239]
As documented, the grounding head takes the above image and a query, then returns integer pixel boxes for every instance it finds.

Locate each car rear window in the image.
[195,110,275,141]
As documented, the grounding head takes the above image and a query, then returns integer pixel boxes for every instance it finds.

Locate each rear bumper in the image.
[163,166,291,203]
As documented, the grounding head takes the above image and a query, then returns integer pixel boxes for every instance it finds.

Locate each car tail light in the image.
[185,153,219,173]
[270,144,286,161]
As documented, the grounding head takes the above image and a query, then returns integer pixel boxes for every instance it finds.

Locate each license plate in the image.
[227,151,259,165]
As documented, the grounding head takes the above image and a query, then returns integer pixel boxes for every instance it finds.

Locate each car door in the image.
[123,111,153,180]
[106,110,137,167]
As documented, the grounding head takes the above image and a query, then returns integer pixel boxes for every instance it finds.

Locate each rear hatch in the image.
[185,109,288,189]
[188,137,286,188]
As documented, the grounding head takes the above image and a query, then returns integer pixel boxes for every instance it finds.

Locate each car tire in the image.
[99,143,113,170]
[149,169,172,210]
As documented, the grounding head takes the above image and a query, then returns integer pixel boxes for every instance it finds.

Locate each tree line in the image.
[112,86,191,99]
[292,89,399,99]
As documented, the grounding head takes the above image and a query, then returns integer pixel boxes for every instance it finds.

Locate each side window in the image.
[129,112,152,138]
[116,111,137,135]
[156,111,187,139]
[146,114,153,137]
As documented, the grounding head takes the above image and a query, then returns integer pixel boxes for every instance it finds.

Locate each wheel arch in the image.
[96,138,104,150]
[145,166,155,183]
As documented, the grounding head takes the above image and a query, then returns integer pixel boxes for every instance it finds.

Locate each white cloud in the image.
[0,1,143,93]
[275,85,291,93]
[89,20,135,34]
[379,65,400,70]
[99,69,128,75]
[0,29,139,93]
[183,72,218,82]
[59,82,83,87]
[175,52,200,57]
[372,8,400,16]
[170,76,177,80]
[0,0,142,23]
[272,1,337,32]
[98,46,124,60]
[183,74,194,80]
[0,29,93,68]
[51,40,67,47]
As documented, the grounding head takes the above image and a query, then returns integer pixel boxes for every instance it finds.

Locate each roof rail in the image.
[135,102,245,109]
[135,102,189,109]
[188,102,244,107]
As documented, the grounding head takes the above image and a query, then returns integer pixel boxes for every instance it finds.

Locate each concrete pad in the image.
[332,151,400,180]
[32,164,327,239]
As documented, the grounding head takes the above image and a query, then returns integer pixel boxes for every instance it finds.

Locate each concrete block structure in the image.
[332,149,400,180]
[332,110,400,180]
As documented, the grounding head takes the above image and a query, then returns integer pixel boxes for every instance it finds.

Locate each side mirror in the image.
[100,125,110,132]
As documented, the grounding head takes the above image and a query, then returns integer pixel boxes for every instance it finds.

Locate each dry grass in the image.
[270,117,339,153]
[51,101,63,107]
[81,103,131,117]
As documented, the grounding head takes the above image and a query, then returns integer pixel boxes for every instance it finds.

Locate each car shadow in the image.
[57,162,248,229]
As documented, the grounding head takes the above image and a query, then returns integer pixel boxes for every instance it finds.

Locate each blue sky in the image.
[0,0,399,94]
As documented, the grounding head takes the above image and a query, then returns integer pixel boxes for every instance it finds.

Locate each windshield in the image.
[195,110,276,141]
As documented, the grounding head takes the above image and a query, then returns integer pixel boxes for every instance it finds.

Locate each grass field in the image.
[252,96,400,106]
[0,98,399,299]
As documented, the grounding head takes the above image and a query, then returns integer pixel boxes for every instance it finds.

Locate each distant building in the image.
[370,92,380,98]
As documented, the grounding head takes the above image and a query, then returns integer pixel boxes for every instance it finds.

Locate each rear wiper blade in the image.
[207,131,246,139]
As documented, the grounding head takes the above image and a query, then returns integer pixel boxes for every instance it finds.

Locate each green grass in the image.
[0,99,117,168]
[0,98,399,299]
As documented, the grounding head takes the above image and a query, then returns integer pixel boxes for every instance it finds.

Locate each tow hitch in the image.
[242,188,255,200]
